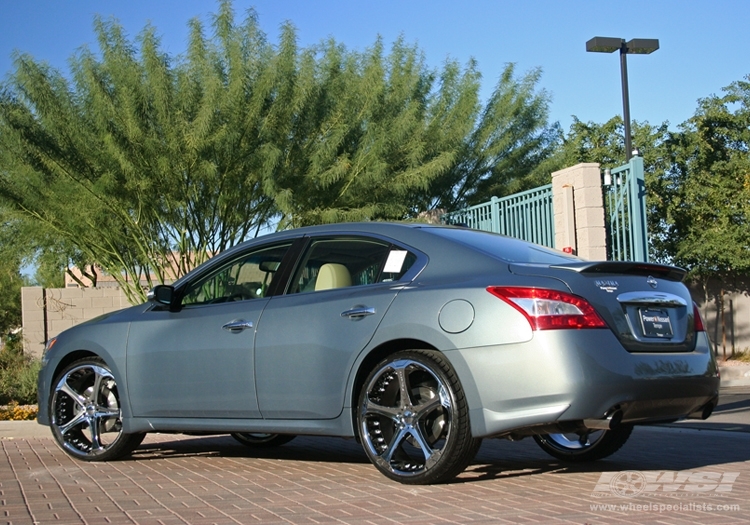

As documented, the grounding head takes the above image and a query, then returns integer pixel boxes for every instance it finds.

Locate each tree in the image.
[0,2,559,301]
[0,3,281,302]
[0,230,24,335]
[660,77,750,355]
[665,76,750,277]
[549,116,675,262]
[423,64,560,210]
[254,35,477,227]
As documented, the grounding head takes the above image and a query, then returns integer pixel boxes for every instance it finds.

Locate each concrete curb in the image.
[0,420,49,439]
[719,364,750,387]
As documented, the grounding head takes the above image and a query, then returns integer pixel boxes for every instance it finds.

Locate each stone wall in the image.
[690,280,750,357]
[21,287,133,359]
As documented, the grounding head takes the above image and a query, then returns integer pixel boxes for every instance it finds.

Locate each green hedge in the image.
[1,336,41,406]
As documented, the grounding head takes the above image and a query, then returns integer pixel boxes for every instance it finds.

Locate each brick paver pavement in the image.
[2,426,749,524]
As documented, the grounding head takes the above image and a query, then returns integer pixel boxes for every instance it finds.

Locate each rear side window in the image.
[289,238,416,293]
[427,227,578,264]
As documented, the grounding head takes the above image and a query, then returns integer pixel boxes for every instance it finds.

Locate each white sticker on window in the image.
[383,250,408,273]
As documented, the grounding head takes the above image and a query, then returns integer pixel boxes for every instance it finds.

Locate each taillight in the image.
[693,302,706,332]
[487,286,607,330]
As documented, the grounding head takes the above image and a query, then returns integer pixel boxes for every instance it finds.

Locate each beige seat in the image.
[314,263,352,291]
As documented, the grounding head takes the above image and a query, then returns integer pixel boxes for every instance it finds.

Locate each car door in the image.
[254,236,419,419]
[126,242,293,419]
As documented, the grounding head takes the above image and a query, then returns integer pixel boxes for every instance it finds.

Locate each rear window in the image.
[426,227,579,264]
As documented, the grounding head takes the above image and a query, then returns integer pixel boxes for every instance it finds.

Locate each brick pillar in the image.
[552,163,607,261]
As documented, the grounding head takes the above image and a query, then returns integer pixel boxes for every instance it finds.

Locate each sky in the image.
[1,0,749,133]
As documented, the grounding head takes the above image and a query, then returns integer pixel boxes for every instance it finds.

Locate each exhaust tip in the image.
[687,397,718,420]
[583,409,623,430]
[700,400,716,420]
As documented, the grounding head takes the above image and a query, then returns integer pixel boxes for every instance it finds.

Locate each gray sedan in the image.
[37,222,719,484]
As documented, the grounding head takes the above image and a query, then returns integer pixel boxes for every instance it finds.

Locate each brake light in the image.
[487,286,607,330]
[693,302,706,332]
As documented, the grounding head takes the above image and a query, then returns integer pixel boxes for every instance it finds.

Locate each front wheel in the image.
[230,433,296,448]
[357,350,481,484]
[533,424,633,462]
[50,357,145,461]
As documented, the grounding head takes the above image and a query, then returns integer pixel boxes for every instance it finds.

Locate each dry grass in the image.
[726,349,750,363]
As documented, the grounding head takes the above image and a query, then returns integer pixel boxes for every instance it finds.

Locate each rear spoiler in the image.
[549,261,687,282]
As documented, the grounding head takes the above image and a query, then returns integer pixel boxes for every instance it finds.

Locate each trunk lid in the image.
[509,261,698,353]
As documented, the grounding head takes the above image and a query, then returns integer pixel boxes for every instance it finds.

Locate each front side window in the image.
[181,243,292,307]
[290,238,416,294]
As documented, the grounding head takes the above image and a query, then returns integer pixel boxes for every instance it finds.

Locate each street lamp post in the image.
[586,37,659,161]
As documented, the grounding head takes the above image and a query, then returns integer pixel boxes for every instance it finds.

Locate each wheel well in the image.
[350,339,438,437]
[51,350,100,386]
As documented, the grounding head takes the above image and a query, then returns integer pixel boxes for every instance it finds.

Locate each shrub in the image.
[0,401,38,421]
[0,335,41,406]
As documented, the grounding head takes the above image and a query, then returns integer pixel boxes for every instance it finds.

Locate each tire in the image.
[533,424,633,462]
[230,433,296,448]
[50,357,145,461]
[357,349,481,484]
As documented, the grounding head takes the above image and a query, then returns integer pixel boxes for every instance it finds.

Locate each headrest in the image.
[314,263,352,291]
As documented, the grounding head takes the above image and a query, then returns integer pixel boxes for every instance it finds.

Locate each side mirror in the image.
[259,260,280,273]
[149,285,175,306]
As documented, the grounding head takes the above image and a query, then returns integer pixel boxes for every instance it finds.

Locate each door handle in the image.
[341,307,376,319]
[222,319,253,333]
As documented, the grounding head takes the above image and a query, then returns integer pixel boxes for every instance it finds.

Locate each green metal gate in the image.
[441,184,554,248]
[443,158,649,262]
[604,157,649,262]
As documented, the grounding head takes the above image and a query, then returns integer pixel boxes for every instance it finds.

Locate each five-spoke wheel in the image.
[534,425,633,462]
[358,350,480,484]
[50,358,144,461]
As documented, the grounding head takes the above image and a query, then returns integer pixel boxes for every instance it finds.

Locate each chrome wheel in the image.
[231,433,296,448]
[358,350,479,484]
[50,358,144,461]
[534,425,633,462]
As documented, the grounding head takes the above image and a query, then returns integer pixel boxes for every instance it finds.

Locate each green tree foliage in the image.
[0,1,556,302]
[0,267,23,336]
[555,78,750,280]
[0,4,279,302]
[424,64,560,209]
[0,244,23,335]
[664,76,750,279]
[550,116,675,261]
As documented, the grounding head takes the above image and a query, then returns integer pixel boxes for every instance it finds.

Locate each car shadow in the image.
[458,426,750,483]
[126,426,750,485]
[131,433,371,464]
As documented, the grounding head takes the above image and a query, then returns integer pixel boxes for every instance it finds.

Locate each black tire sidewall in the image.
[357,349,477,484]
[50,357,143,461]
[534,424,634,462]
[230,433,296,448]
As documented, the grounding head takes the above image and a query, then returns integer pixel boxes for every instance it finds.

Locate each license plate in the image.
[639,308,673,338]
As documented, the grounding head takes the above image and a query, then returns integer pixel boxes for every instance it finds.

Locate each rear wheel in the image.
[357,350,481,484]
[50,357,145,461]
[534,424,633,462]
[230,433,296,448]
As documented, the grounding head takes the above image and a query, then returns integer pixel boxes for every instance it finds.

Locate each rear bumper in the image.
[445,331,720,438]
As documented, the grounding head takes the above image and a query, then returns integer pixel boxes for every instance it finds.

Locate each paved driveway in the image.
[3,388,750,524]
